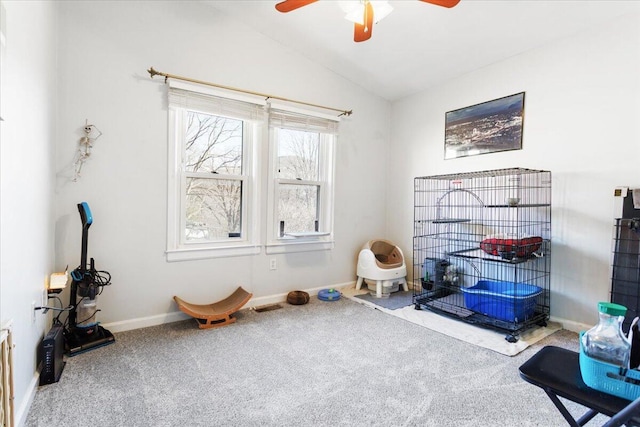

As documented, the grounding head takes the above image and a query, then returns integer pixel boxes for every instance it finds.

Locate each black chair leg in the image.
[545,389,598,427]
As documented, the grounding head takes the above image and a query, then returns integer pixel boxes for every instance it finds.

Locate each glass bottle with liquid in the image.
[582,302,631,367]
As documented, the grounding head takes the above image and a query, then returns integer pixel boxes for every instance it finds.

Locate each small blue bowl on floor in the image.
[318,288,341,301]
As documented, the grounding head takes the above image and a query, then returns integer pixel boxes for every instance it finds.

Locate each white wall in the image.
[0,1,57,424]
[53,1,391,329]
[7,3,636,421]
[388,12,640,330]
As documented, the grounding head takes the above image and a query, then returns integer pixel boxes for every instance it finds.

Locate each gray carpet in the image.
[26,298,609,426]
[354,290,414,310]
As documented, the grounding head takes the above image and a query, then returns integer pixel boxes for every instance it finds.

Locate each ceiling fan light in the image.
[342,1,393,25]
[371,2,393,22]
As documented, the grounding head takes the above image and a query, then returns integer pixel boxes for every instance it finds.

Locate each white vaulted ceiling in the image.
[207,1,640,101]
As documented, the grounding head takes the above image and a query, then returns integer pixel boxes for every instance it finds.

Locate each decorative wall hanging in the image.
[444,92,525,160]
[73,120,102,181]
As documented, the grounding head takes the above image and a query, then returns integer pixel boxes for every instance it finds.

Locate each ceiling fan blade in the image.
[275,0,318,13]
[354,1,374,42]
[419,0,461,8]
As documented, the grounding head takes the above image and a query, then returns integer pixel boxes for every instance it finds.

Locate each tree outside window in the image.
[275,128,324,235]
[184,111,244,242]
[167,82,336,260]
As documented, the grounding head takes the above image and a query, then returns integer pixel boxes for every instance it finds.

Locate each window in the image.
[165,81,338,260]
[266,107,338,254]
[166,81,263,261]
[184,111,245,241]
[277,128,320,234]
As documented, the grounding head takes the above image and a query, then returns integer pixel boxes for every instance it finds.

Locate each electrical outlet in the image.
[269,258,277,270]
[31,301,36,323]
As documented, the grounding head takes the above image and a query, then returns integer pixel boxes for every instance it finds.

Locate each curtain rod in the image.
[147,67,352,117]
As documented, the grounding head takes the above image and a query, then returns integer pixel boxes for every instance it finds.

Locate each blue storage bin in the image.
[461,280,542,322]
[579,332,640,401]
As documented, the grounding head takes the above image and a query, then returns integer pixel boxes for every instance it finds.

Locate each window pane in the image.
[185,111,243,174]
[185,178,242,241]
[277,129,319,180]
[278,184,318,234]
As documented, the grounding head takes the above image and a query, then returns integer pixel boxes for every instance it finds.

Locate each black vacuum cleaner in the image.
[64,202,115,356]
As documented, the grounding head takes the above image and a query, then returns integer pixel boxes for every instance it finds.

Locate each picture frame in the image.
[444,92,525,160]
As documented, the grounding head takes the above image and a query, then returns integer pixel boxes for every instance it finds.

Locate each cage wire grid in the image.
[413,167,551,341]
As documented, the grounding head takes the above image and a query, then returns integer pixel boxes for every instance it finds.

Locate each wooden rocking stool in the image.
[174,286,252,329]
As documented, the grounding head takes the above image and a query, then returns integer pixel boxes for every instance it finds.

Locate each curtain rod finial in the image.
[148,67,158,78]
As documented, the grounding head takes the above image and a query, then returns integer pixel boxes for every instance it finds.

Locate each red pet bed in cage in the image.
[480,235,543,259]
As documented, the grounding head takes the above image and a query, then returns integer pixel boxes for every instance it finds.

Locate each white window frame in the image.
[266,104,338,255]
[166,80,263,261]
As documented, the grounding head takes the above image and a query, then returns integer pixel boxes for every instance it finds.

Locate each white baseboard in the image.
[102,282,356,334]
[246,282,353,308]
[102,311,190,334]
[15,371,39,427]
[550,316,589,335]
[104,283,588,338]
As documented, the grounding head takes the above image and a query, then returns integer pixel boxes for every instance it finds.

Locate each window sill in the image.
[284,232,331,238]
[166,244,261,262]
[265,239,334,255]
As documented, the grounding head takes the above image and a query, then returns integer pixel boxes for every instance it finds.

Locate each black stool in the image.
[519,346,640,427]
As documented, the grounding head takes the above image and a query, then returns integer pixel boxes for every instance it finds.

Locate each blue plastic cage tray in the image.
[461,280,542,322]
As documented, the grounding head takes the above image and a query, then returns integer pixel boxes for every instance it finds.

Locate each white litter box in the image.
[365,279,401,297]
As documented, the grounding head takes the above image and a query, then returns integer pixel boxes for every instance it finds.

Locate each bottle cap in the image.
[598,301,627,317]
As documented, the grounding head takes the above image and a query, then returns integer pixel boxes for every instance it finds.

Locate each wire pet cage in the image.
[611,189,640,332]
[413,167,551,342]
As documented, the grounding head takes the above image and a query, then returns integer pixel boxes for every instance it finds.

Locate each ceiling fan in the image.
[275,0,461,43]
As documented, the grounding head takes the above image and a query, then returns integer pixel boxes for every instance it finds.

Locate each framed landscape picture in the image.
[444,92,525,160]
